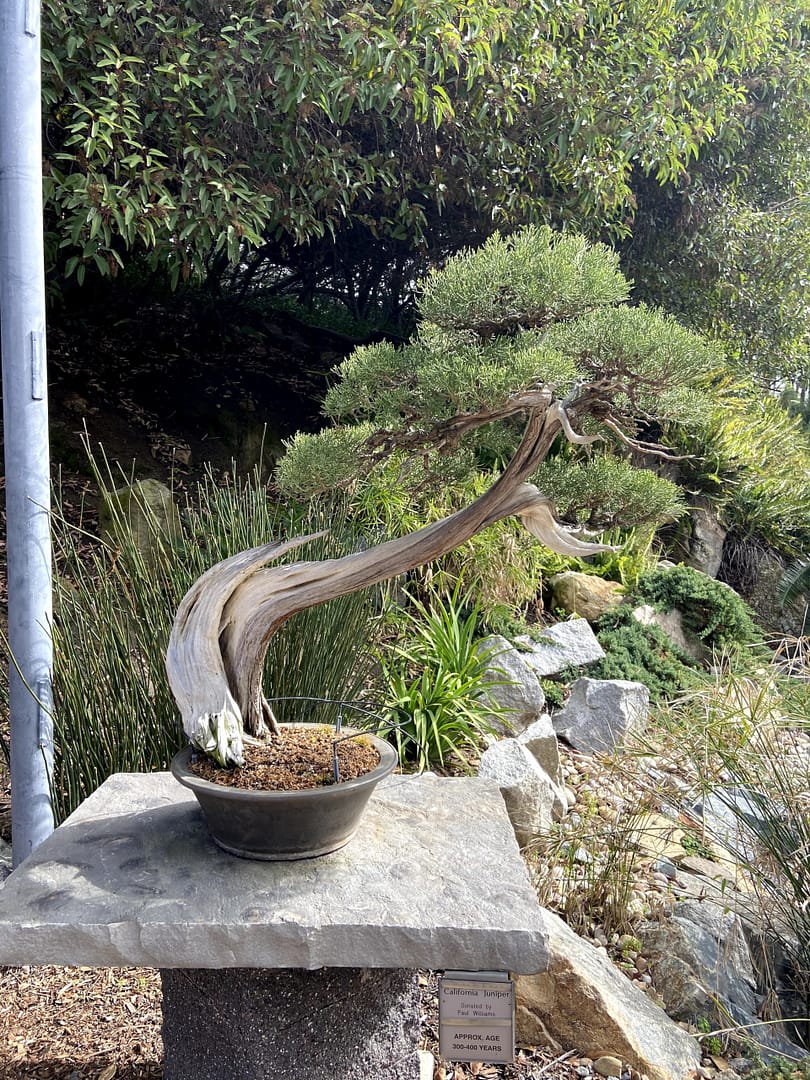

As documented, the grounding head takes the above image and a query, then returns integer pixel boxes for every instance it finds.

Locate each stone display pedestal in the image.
[161,967,421,1080]
[0,772,548,1078]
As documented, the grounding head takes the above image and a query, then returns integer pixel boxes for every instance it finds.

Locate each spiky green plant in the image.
[778,559,810,612]
[379,587,508,770]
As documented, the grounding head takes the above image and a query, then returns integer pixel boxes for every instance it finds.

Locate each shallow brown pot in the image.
[171,724,397,861]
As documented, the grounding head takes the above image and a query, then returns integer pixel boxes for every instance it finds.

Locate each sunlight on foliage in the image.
[533,456,686,529]
[418,227,629,335]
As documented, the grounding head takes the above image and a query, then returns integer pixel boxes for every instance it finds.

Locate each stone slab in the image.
[0,772,548,973]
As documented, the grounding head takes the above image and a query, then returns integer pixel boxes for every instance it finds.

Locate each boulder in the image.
[514,619,605,678]
[515,910,702,1080]
[552,678,649,754]
[517,714,564,790]
[477,636,545,736]
[549,572,624,622]
[633,810,689,864]
[638,900,805,1060]
[99,478,181,563]
[745,549,802,637]
[632,604,705,662]
[685,499,727,579]
[695,785,785,864]
[478,740,565,845]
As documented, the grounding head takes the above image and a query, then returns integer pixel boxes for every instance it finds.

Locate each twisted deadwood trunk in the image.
[166,402,611,765]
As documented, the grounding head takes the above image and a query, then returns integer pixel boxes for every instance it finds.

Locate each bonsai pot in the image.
[171,725,397,861]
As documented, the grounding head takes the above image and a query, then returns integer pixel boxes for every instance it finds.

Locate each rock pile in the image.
[474,615,809,1075]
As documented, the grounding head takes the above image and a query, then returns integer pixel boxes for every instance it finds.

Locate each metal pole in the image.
[0,0,55,865]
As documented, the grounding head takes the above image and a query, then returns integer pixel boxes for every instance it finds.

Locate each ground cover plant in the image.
[588,607,702,702]
[632,564,759,653]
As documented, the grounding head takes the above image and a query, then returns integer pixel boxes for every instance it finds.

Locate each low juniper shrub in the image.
[632,564,758,653]
[589,607,701,702]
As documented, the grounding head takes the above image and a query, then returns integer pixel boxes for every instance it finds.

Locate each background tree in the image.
[625,13,810,394]
[42,0,808,323]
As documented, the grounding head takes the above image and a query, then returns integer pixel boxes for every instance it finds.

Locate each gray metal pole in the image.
[0,0,55,865]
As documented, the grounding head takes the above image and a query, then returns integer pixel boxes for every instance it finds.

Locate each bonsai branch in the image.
[166,408,612,766]
[601,417,692,461]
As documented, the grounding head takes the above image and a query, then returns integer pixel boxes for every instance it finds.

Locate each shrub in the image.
[589,607,702,702]
[633,564,759,653]
[665,386,810,562]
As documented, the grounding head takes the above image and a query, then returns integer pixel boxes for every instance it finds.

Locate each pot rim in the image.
[171,723,397,801]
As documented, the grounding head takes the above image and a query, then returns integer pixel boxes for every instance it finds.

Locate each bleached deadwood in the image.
[165,534,324,765]
[167,402,613,766]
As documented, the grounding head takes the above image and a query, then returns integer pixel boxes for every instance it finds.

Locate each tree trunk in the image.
[166,403,609,764]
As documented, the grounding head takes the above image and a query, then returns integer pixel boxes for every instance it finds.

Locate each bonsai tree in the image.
[167,226,718,766]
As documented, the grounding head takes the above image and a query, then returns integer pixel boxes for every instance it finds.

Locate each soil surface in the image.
[189,726,381,790]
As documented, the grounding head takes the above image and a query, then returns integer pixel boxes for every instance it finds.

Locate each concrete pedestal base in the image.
[161,966,421,1080]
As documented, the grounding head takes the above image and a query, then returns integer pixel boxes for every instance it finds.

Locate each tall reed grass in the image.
[43,450,380,822]
[656,662,810,1049]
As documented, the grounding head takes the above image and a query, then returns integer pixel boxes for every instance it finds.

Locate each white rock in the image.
[552,678,650,754]
[632,604,704,661]
[515,619,605,677]
[418,1050,434,1080]
[517,714,564,788]
[478,739,565,845]
[477,635,546,735]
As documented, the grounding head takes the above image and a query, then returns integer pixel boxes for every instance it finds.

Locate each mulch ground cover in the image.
[0,965,587,1080]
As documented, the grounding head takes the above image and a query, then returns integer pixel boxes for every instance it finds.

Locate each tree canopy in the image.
[277,225,718,535]
[42,0,809,311]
